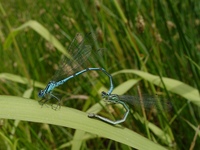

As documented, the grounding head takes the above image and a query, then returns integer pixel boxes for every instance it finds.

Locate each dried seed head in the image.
[135,13,145,33]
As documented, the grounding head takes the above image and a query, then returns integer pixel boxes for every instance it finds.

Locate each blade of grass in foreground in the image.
[0,95,167,150]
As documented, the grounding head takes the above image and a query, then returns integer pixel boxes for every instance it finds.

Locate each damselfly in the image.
[88,91,171,125]
[38,33,114,107]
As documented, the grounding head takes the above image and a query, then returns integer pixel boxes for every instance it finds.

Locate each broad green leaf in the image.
[0,95,167,150]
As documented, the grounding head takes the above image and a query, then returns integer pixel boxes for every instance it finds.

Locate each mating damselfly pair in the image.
[38,32,113,103]
[38,32,171,125]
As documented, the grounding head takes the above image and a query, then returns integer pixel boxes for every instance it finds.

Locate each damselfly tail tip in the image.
[88,113,96,118]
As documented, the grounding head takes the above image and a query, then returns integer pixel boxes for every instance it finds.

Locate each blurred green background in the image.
[0,0,200,149]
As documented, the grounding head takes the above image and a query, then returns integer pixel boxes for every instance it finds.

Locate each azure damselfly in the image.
[88,91,171,125]
[38,33,113,107]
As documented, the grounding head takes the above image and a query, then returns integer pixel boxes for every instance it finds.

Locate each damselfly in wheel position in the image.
[88,91,171,125]
[38,33,114,108]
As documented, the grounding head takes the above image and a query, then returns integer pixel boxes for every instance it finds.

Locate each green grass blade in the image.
[4,20,69,57]
[0,95,167,150]
[112,69,200,106]
[0,73,45,89]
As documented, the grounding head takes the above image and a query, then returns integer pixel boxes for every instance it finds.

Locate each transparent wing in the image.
[118,94,172,112]
[52,32,103,81]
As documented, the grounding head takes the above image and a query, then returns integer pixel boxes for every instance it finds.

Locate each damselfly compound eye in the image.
[38,90,44,98]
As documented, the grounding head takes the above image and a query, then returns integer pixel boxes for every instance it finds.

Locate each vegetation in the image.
[0,0,200,149]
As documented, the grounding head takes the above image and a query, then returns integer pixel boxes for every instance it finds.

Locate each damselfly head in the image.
[101,91,108,98]
[101,91,120,102]
[38,90,44,98]
[107,94,119,102]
